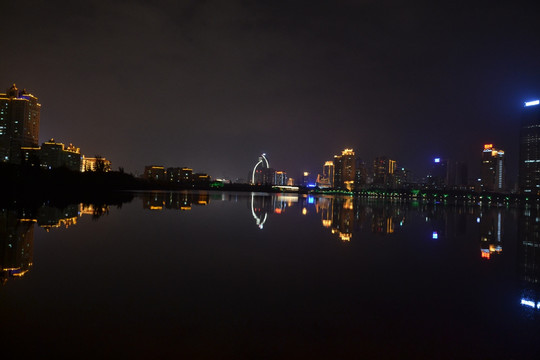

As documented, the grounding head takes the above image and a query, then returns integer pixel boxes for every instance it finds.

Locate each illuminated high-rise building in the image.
[519,100,540,194]
[333,149,355,190]
[316,161,334,188]
[274,171,288,186]
[0,84,41,163]
[372,156,396,188]
[481,144,505,192]
[354,159,368,190]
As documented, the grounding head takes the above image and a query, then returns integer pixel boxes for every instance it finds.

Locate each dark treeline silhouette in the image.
[1,163,141,204]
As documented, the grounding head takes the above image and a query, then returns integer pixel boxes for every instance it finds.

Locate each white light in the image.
[521,299,536,308]
[525,100,540,107]
[476,217,481,223]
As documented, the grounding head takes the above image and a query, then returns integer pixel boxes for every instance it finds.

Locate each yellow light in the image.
[149,206,163,210]
[340,233,351,241]
[484,144,493,150]
[302,208,307,215]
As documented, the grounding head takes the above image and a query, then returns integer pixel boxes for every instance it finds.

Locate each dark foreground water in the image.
[1,191,540,359]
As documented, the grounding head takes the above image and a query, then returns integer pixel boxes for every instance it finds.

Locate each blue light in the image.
[525,100,540,107]
[434,158,440,163]
[432,231,438,239]
[307,183,316,188]
[307,196,315,204]
[521,299,536,308]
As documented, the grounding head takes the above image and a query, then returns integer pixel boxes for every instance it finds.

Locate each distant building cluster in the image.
[313,146,506,193]
[142,165,210,187]
[1,84,111,172]
[314,148,414,191]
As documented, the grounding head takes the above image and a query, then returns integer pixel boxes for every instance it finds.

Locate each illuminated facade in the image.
[144,165,165,181]
[333,149,355,190]
[166,167,196,185]
[20,139,81,171]
[481,144,505,192]
[82,156,111,172]
[0,84,41,163]
[316,161,334,188]
[372,156,396,188]
[274,171,288,186]
[519,100,540,194]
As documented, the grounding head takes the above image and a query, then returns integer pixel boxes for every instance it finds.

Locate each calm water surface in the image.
[1,191,540,359]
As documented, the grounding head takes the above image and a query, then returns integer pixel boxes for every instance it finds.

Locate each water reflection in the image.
[519,208,540,312]
[141,191,210,211]
[2,191,540,357]
[0,202,119,284]
[5,191,540,317]
[0,211,34,283]
[479,208,503,259]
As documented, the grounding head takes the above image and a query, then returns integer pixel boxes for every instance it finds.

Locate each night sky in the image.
[2,0,540,183]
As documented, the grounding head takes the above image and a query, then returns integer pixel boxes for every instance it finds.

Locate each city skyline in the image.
[2,1,540,181]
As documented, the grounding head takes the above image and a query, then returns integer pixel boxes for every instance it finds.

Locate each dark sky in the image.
[2,0,540,183]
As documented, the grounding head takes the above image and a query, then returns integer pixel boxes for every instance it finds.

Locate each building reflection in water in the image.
[142,191,210,211]
[0,210,34,284]
[519,208,540,312]
[478,208,503,260]
[423,203,469,242]
[313,196,407,241]
[0,203,111,285]
[249,193,299,229]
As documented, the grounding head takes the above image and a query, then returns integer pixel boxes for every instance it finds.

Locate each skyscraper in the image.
[481,144,505,193]
[0,84,41,163]
[316,161,334,188]
[333,149,355,190]
[372,156,396,188]
[519,100,540,194]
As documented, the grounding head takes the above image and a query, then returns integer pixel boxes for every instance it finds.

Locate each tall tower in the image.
[481,144,505,192]
[333,149,355,190]
[0,84,41,163]
[251,153,272,185]
[519,100,540,194]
